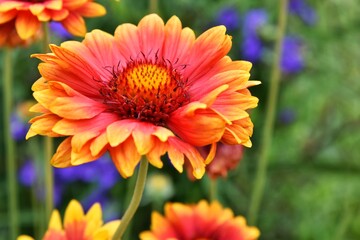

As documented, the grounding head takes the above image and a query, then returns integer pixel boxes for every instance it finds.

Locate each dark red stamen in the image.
[100,56,190,126]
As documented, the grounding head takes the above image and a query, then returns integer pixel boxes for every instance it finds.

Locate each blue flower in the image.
[241,9,268,62]
[242,9,268,35]
[289,0,317,25]
[49,22,73,40]
[242,35,264,62]
[215,7,240,31]
[281,36,304,74]
[10,112,29,141]
[278,108,296,125]
[54,154,121,189]
[18,159,36,187]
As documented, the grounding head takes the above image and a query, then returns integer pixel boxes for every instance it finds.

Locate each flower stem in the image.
[112,158,149,240]
[248,0,288,225]
[149,0,158,13]
[42,22,54,220]
[3,47,19,240]
[209,178,218,202]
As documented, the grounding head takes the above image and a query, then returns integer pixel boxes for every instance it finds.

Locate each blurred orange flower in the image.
[0,20,38,47]
[27,14,259,179]
[17,200,120,240]
[188,143,243,180]
[0,0,106,39]
[140,200,260,240]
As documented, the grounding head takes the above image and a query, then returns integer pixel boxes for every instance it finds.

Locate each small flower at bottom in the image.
[140,200,260,240]
[27,14,259,179]
[17,199,120,240]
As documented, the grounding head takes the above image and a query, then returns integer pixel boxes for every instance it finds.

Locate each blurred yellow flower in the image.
[17,200,120,240]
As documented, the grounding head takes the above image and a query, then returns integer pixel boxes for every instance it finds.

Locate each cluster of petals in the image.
[27,14,259,179]
[140,200,260,240]
[0,0,106,40]
[17,199,120,240]
[187,143,244,180]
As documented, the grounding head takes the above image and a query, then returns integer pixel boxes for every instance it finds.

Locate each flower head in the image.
[206,143,243,179]
[27,14,259,179]
[186,143,243,180]
[17,199,120,240]
[140,200,260,240]
[0,0,106,39]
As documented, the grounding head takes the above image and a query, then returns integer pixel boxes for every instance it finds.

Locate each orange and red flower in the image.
[140,200,260,240]
[0,0,106,40]
[27,14,259,179]
[0,20,34,47]
[187,143,244,180]
[17,199,120,240]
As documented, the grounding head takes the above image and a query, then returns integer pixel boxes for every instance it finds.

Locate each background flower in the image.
[140,200,260,240]
[241,9,268,62]
[215,6,240,31]
[17,199,120,240]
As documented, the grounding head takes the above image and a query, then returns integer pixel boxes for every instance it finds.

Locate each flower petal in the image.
[0,9,16,24]
[15,11,40,39]
[168,106,226,146]
[109,137,141,178]
[76,2,106,17]
[138,14,165,60]
[162,15,195,63]
[168,137,206,179]
[64,200,85,225]
[51,137,72,167]
[61,12,86,37]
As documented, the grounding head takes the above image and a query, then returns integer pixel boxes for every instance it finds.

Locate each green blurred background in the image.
[1,0,360,239]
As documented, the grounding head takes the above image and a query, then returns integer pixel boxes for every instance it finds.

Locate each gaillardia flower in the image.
[0,0,106,39]
[17,199,120,240]
[140,200,260,240]
[27,14,259,179]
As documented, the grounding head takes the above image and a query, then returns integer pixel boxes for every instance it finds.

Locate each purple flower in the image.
[10,113,29,141]
[289,0,317,25]
[242,9,268,36]
[281,36,304,74]
[241,9,268,62]
[49,22,73,40]
[242,35,264,62]
[18,160,36,187]
[215,7,240,31]
[54,154,121,188]
[278,108,296,125]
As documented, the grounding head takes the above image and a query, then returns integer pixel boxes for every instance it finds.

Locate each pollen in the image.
[100,57,190,126]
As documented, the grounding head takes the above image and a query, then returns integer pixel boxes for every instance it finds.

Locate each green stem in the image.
[42,22,54,220]
[209,178,218,202]
[248,0,288,225]
[3,47,19,240]
[149,0,159,13]
[121,173,137,240]
[112,158,149,240]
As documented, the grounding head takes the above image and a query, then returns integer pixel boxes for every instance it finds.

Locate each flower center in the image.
[100,57,190,126]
